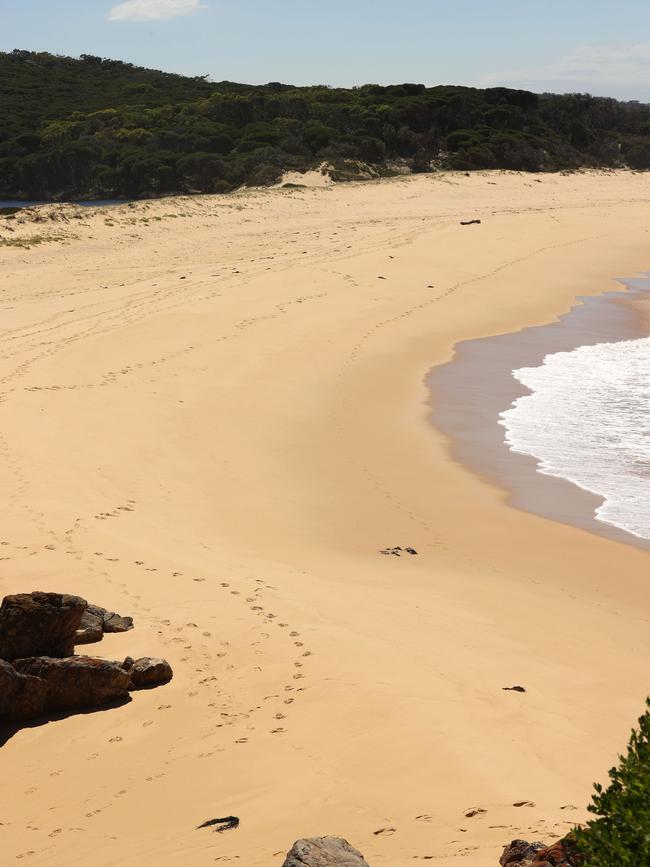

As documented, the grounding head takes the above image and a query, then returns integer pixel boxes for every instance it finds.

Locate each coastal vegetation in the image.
[572,699,650,866]
[2,50,650,200]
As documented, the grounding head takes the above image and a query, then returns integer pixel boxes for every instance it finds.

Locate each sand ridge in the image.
[1,171,650,865]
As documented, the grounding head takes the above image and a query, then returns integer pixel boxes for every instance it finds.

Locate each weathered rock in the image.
[12,656,130,713]
[102,610,133,633]
[283,837,370,867]
[534,841,577,866]
[0,592,87,660]
[128,657,173,689]
[500,839,577,867]
[74,622,104,645]
[0,659,48,723]
[75,604,133,645]
[500,840,547,865]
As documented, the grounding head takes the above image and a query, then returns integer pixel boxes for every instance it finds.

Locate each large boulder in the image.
[12,656,131,713]
[0,659,48,723]
[0,592,87,660]
[75,604,133,645]
[283,837,370,867]
[127,657,173,689]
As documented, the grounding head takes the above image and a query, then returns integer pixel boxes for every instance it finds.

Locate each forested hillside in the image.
[2,50,650,200]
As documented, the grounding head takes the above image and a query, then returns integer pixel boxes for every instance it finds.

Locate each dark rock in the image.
[120,656,135,672]
[75,604,133,645]
[197,816,239,832]
[504,686,527,693]
[0,659,48,723]
[102,610,134,633]
[499,839,577,867]
[534,841,577,866]
[0,592,87,660]
[500,840,546,865]
[74,621,104,645]
[13,656,130,713]
[460,219,481,225]
[283,837,370,867]
[128,657,173,689]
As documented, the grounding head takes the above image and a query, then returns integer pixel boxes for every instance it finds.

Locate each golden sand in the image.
[1,171,650,866]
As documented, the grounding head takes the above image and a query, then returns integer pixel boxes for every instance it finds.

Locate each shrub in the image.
[574,699,650,866]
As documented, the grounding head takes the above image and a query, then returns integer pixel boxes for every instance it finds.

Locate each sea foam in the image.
[499,336,650,540]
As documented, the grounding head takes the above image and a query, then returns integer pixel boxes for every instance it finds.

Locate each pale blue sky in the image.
[2,0,650,100]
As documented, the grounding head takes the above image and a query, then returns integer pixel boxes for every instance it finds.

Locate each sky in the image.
[2,0,650,101]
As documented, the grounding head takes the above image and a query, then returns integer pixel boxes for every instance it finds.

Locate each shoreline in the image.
[427,274,650,552]
[2,171,650,866]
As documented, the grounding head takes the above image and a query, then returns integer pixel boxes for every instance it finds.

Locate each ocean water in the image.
[499,336,650,540]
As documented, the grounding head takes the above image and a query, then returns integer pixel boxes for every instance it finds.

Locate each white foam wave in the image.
[499,336,650,539]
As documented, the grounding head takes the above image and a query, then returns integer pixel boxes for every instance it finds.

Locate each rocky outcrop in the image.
[12,656,130,715]
[126,657,173,689]
[75,604,133,645]
[500,838,579,867]
[282,837,370,867]
[0,592,86,660]
[0,591,172,727]
[0,659,48,722]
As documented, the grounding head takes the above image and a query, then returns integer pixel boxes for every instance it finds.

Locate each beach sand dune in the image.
[1,171,650,865]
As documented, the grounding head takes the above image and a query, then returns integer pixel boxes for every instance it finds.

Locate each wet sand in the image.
[428,275,650,550]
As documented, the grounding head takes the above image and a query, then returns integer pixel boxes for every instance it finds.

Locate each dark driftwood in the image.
[197,816,240,833]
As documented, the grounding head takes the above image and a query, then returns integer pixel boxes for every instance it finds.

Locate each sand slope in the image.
[1,171,650,866]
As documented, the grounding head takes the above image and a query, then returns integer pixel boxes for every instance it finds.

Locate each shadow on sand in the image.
[0,695,132,748]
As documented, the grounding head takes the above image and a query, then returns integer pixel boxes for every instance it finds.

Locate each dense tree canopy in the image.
[1,50,650,199]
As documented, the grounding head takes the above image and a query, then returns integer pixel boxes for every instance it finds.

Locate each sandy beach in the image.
[1,170,650,866]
